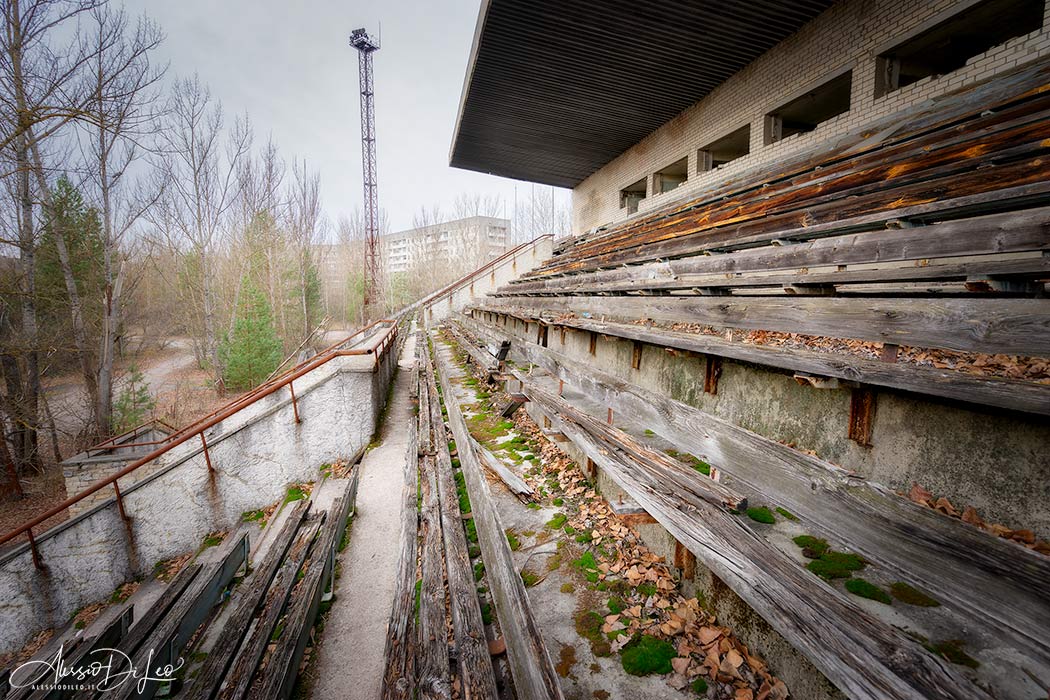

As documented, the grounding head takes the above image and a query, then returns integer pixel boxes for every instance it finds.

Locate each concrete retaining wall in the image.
[0,340,398,656]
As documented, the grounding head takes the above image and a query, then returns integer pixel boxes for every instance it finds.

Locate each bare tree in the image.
[155,75,250,377]
[73,4,165,437]
[0,0,103,474]
[288,158,322,337]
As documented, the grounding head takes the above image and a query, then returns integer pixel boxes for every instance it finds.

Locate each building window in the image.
[875,0,1044,98]
[654,157,688,194]
[620,177,647,214]
[764,70,852,144]
[698,124,751,173]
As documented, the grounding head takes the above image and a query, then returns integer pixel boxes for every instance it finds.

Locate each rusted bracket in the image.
[26,528,43,570]
[289,382,301,424]
[631,341,643,370]
[674,540,697,581]
[703,355,722,395]
[200,432,214,473]
[113,480,130,525]
[848,387,877,447]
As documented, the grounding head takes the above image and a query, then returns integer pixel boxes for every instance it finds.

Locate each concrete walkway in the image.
[309,332,416,700]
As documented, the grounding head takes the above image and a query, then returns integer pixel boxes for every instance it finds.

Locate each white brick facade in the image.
[572,0,1050,234]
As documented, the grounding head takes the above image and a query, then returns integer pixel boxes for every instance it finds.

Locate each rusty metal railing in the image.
[0,319,399,563]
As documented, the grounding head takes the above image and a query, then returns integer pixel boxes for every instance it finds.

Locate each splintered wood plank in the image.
[252,489,351,700]
[499,206,1050,296]
[474,438,535,500]
[423,353,500,700]
[467,322,1050,675]
[524,379,990,700]
[488,293,1050,356]
[417,455,452,699]
[380,333,422,700]
[432,334,565,700]
[214,519,321,700]
[468,311,1050,417]
[182,501,310,700]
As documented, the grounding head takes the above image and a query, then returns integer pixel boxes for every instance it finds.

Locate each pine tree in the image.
[112,365,156,433]
[219,277,283,390]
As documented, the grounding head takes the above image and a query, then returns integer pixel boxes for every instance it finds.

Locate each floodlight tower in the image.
[350,27,382,315]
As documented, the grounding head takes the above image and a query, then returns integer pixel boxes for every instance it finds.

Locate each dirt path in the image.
[308,331,416,700]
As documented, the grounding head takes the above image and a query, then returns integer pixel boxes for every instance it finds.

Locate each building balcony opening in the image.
[654,157,688,195]
[765,70,852,144]
[620,177,647,214]
[698,124,751,173]
[875,0,1044,97]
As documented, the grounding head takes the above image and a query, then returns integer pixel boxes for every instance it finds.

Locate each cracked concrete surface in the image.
[309,331,416,700]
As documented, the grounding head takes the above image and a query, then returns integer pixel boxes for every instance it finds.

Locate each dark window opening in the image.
[765,70,853,144]
[876,0,1044,97]
[620,177,647,214]
[654,157,688,194]
[698,124,751,173]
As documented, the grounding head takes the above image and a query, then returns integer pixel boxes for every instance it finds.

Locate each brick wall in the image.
[572,0,1050,233]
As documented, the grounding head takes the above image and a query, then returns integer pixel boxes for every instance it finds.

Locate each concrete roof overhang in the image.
[449,0,837,188]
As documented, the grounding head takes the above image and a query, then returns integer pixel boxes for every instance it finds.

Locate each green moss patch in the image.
[560,583,575,594]
[546,513,568,529]
[746,507,775,524]
[806,551,865,580]
[474,562,485,581]
[620,634,677,676]
[521,569,540,587]
[607,597,625,615]
[845,578,892,604]
[925,640,979,668]
[792,535,829,559]
[241,509,266,525]
[283,486,307,505]
[890,582,941,607]
[691,677,709,694]
[775,507,798,522]
[574,610,611,657]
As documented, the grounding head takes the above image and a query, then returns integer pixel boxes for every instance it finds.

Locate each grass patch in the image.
[241,509,266,525]
[890,582,940,607]
[526,502,540,510]
[791,535,829,559]
[575,533,592,544]
[506,529,521,551]
[620,634,677,676]
[806,551,865,580]
[775,507,799,522]
[465,519,478,544]
[546,513,568,529]
[574,610,611,657]
[925,640,979,668]
[520,569,540,587]
[480,601,494,624]
[607,597,625,615]
[201,532,223,549]
[746,506,775,524]
[845,578,892,604]
[283,485,307,506]
[474,562,485,581]
[636,583,657,597]
[552,497,564,506]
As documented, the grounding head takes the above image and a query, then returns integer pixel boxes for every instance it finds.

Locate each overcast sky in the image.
[142,0,570,235]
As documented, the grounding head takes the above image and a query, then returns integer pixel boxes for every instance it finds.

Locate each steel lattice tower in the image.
[350,27,382,314]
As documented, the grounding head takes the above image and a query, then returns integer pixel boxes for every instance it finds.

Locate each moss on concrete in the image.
[620,634,676,676]
[844,578,892,604]
[890,581,941,607]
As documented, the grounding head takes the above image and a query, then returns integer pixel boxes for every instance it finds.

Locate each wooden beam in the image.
[467,311,1050,416]
[424,354,500,700]
[433,334,565,700]
[380,336,422,700]
[417,455,452,699]
[500,206,1050,296]
[461,317,1050,670]
[487,294,1050,356]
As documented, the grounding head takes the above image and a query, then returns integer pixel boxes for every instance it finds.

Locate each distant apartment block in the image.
[383,215,510,275]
